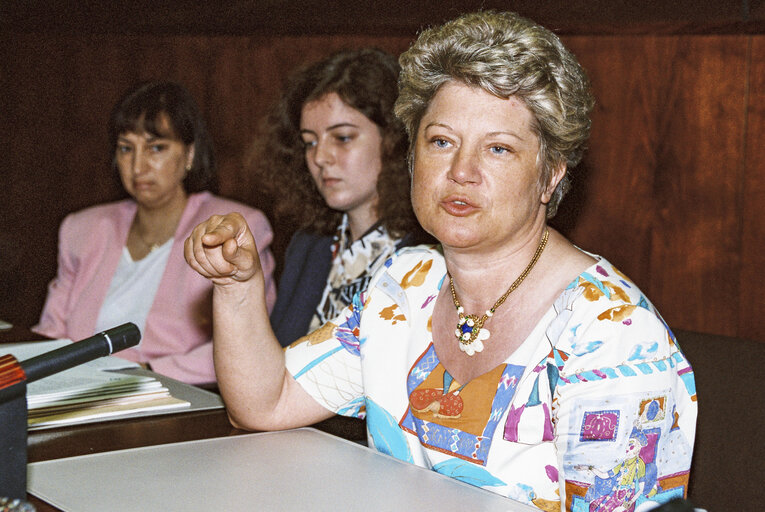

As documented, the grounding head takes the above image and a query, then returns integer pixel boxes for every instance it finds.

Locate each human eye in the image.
[333,131,355,144]
[431,137,451,149]
[115,143,132,155]
[149,142,169,153]
[301,138,316,150]
[489,144,514,156]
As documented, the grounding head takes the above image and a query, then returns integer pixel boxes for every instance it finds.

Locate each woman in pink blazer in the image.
[34,81,276,384]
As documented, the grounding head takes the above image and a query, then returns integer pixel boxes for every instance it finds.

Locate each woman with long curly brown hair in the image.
[254,48,427,346]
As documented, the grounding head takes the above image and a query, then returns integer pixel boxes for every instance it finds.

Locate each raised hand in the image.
[184,213,262,285]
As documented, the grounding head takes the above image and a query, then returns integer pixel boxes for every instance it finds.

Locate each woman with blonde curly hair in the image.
[253,48,426,346]
[187,12,696,510]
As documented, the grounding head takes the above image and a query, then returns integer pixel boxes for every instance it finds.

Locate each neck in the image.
[444,225,551,314]
[133,190,188,243]
[346,206,379,242]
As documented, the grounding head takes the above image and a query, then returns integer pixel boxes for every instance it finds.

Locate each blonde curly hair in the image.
[395,11,594,218]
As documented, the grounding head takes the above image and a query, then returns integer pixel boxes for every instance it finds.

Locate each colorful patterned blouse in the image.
[285,246,697,511]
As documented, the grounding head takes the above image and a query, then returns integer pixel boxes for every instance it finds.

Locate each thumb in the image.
[221,236,258,279]
[221,237,244,262]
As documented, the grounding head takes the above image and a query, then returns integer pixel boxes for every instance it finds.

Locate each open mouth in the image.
[441,196,477,216]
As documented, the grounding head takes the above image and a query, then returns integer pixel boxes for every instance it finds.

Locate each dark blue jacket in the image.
[270,231,334,346]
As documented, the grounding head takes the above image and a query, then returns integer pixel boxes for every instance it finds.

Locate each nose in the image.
[312,138,334,168]
[131,148,149,176]
[447,146,481,185]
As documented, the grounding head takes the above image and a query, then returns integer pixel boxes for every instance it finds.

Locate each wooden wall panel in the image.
[652,36,749,336]
[1,1,759,36]
[740,37,765,341]
[0,31,762,344]
[559,36,750,336]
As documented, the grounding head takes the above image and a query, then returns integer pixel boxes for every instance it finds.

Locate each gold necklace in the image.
[449,228,549,356]
[132,196,187,254]
[134,223,170,253]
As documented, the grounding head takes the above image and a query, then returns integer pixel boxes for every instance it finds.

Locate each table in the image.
[27,429,537,512]
[1,327,366,511]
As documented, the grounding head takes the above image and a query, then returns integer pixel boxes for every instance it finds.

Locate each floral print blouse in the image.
[285,246,697,511]
[308,214,399,333]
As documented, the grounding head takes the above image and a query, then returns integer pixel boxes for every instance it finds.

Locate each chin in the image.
[325,200,352,213]
[321,192,352,211]
[418,217,478,248]
[429,229,482,250]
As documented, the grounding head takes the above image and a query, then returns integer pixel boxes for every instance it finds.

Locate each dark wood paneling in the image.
[740,37,765,340]
[1,31,763,344]
[752,0,765,22]
[1,0,761,36]
[560,36,749,336]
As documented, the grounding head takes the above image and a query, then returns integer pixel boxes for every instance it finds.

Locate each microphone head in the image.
[101,323,141,353]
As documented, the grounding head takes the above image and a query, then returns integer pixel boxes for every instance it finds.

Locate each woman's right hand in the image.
[184,213,262,286]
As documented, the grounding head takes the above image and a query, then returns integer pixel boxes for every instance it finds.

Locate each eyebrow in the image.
[300,122,360,134]
[423,122,528,143]
[117,134,168,143]
[423,122,451,132]
[486,130,528,142]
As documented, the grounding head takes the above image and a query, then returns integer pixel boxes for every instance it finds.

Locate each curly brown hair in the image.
[247,48,418,237]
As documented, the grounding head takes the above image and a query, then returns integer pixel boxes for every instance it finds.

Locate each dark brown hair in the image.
[248,48,417,236]
[109,80,217,193]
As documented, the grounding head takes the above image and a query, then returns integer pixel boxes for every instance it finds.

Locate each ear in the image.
[185,145,195,172]
[541,161,566,204]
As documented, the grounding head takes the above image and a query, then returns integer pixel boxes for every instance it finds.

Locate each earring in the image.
[185,163,192,172]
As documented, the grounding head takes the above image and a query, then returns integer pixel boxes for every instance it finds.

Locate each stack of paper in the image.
[3,340,189,429]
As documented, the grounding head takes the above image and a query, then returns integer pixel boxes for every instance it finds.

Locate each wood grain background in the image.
[1,1,763,343]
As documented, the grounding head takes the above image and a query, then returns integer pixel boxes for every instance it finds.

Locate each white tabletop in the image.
[28,427,537,511]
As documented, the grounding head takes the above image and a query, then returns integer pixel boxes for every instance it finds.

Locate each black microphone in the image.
[0,323,141,500]
[19,322,141,383]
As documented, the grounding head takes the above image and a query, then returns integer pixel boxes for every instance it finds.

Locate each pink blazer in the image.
[33,191,276,384]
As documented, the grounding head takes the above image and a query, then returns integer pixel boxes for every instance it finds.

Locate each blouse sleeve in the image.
[283,291,367,418]
[548,284,697,510]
